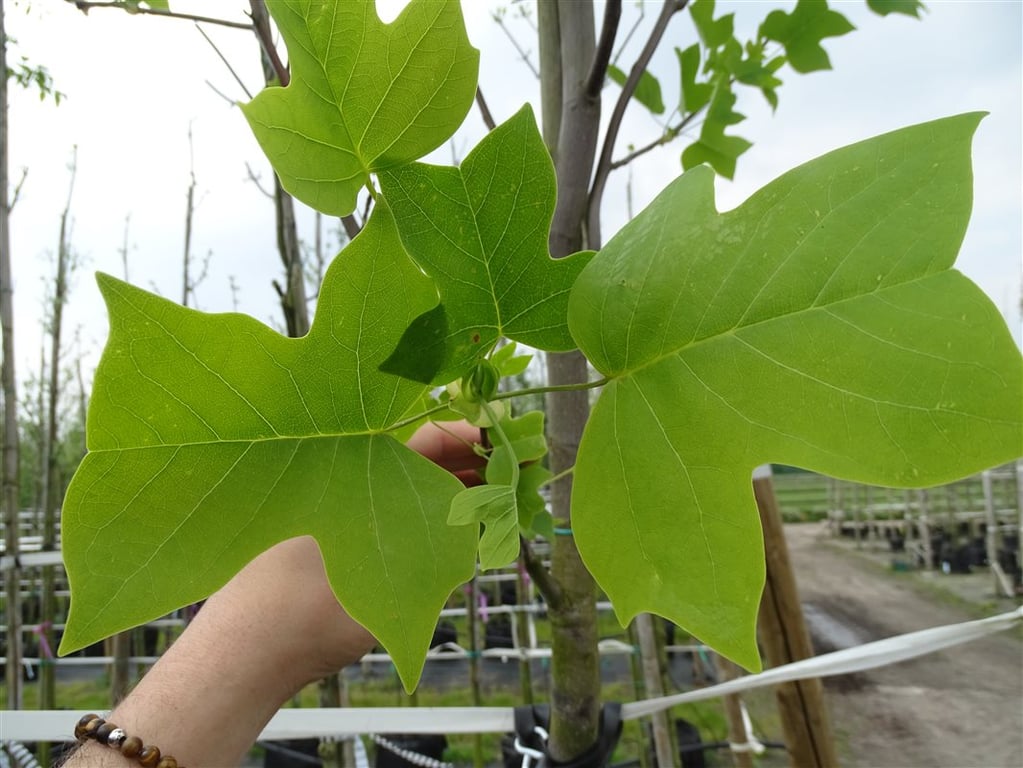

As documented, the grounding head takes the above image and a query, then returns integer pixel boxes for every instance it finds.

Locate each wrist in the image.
[210,537,375,694]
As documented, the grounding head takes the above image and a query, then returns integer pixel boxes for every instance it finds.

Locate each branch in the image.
[244,162,275,200]
[611,3,645,67]
[609,110,702,171]
[587,0,687,248]
[8,168,27,213]
[341,214,361,241]
[583,0,621,99]
[248,0,289,86]
[475,87,497,132]
[68,1,252,30]
[205,79,237,107]
[521,537,563,611]
[492,9,539,79]
[196,23,253,100]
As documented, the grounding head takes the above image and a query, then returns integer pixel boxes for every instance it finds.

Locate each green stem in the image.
[384,377,610,437]
[383,401,457,435]
[480,400,519,489]
[492,376,610,403]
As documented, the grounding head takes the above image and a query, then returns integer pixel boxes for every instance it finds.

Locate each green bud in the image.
[461,359,500,403]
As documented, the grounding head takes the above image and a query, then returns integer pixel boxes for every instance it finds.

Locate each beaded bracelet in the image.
[74,714,185,768]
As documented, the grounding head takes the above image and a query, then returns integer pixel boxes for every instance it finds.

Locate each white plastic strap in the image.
[3,608,1019,741]
[622,606,1022,720]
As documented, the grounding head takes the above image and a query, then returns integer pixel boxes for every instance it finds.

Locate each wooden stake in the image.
[716,656,754,768]
[754,471,839,768]
[110,630,132,705]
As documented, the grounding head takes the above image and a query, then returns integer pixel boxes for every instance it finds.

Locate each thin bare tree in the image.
[0,0,23,711]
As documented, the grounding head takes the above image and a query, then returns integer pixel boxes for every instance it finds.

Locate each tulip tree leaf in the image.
[867,0,925,18]
[59,205,477,692]
[448,484,520,570]
[241,0,479,217]
[569,113,1023,671]
[759,0,855,73]
[378,105,594,384]
[681,83,751,179]
[676,44,713,114]
[607,64,666,115]
[690,0,734,48]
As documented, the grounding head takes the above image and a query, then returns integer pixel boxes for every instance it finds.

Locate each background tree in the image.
[1,0,62,711]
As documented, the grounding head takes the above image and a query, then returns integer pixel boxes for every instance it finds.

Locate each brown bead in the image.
[82,717,105,739]
[138,745,162,767]
[120,736,144,758]
[95,721,118,744]
[155,757,179,768]
[74,714,100,740]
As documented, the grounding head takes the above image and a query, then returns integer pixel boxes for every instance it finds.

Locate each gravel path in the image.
[784,523,1022,768]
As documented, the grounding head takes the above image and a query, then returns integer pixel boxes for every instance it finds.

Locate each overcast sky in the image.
[5,0,1021,395]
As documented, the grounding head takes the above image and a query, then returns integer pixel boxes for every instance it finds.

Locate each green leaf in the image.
[241,0,479,217]
[760,0,856,73]
[490,341,533,378]
[516,463,553,535]
[448,484,520,570]
[867,0,925,18]
[681,83,751,179]
[59,204,477,692]
[690,0,734,48]
[607,64,666,115]
[485,412,548,486]
[483,411,549,539]
[676,45,713,114]
[569,114,1022,670]
[379,105,593,383]
[732,43,785,111]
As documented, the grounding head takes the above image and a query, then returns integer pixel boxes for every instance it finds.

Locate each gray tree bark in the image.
[539,2,607,761]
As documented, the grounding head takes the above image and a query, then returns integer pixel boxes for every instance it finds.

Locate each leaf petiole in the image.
[480,400,519,489]
[537,465,574,489]
[490,376,611,403]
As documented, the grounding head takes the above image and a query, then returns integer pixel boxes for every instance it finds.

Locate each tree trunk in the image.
[0,0,24,711]
[182,126,197,307]
[273,176,309,337]
[539,2,607,761]
[249,0,310,339]
[38,148,76,726]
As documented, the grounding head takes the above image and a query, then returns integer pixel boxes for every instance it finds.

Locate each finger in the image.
[407,421,486,473]
[453,468,485,487]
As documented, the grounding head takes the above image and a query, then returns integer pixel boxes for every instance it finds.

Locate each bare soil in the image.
[784,523,1022,768]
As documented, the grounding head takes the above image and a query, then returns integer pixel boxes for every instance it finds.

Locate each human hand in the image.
[67,422,486,767]
[217,420,488,685]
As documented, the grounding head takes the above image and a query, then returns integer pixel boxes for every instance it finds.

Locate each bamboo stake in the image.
[626,621,652,768]
[635,613,674,767]
[466,576,484,768]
